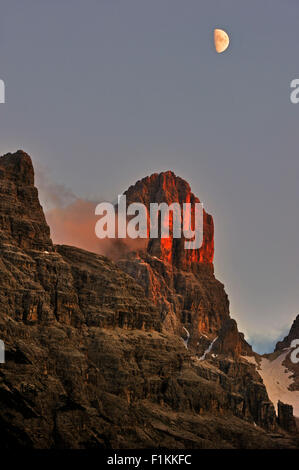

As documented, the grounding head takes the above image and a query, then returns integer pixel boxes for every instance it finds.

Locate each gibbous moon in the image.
[214,28,230,53]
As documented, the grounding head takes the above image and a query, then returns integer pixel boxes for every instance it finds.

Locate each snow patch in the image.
[257,349,299,418]
[199,337,218,361]
[181,327,190,349]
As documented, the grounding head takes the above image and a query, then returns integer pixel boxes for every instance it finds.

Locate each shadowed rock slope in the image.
[0,151,298,449]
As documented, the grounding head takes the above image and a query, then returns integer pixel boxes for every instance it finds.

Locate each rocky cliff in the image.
[0,151,298,449]
[118,171,252,357]
[124,171,214,269]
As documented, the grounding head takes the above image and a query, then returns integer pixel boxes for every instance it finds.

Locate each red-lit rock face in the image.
[124,171,214,271]
[119,172,232,348]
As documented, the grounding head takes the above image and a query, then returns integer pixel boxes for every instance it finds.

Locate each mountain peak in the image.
[0,150,34,185]
[0,150,52,251]
[124,170,214,270]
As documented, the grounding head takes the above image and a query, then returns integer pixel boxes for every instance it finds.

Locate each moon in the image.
[214,28,230,53]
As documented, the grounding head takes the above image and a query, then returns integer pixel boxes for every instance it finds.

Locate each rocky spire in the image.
[0,150,53,251]
[124,171,214,271]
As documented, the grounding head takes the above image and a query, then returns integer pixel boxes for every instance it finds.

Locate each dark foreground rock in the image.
[277,401,297,433]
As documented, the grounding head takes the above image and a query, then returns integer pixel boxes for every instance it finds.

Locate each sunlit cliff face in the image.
[44,170,214,270]
[124,171,214,270]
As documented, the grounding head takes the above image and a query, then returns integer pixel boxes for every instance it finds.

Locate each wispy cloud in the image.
[36,166,147,260]
[35,163,76,210]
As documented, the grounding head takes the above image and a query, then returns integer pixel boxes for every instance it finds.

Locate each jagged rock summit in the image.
[0,150,52,251]
[124,170,214,269]
[0,150,298,449]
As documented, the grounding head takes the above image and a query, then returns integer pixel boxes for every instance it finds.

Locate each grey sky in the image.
[0,0,299,352]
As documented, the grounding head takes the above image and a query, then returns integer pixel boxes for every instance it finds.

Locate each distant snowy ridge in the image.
[242,350,299,418]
